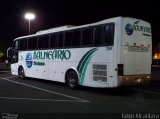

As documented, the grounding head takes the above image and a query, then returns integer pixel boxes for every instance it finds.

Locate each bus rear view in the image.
[119,17,152,85]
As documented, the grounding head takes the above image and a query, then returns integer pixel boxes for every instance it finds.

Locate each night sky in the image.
[0,0,159,52]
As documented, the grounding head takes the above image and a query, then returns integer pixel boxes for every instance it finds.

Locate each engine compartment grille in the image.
[92,64,107,82]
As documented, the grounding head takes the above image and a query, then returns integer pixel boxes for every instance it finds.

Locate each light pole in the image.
[24,12,35,35]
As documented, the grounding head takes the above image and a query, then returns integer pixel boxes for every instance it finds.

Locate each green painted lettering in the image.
[33,50,71,61]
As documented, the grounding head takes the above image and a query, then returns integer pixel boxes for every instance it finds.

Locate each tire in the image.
[66,71,78,89]
[18,67,25,79]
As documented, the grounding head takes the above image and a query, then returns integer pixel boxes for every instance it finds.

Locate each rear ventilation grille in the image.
[92,64,107,82]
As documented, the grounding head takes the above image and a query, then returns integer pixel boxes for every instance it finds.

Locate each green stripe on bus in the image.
[77,48,97,72]
[78,49,97,73]
[77,48,97,85]
[79,54,94,85]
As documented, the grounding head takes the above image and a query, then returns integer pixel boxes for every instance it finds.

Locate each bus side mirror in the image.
[8,47,18,64]
[6,47,12,65]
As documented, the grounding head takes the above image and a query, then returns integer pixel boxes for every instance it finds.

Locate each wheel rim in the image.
[69,77,76,87]
[68,73,77,88]
[21,70,24,78]
[19,68,24,78]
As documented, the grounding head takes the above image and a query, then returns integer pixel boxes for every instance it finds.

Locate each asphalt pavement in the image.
[0,65,160,119]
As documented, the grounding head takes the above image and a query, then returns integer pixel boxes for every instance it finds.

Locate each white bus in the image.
[8,17,152,88]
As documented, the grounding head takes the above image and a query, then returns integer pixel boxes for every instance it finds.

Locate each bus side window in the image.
[72,30,81,47]
[109,24,115,46]
[13,40,19,50]
[19,39,27,50]
[38,35,49,49]
[28,37,37,50]
[58,32,64,48]
[104,25,110,45]
[93,27,101,45]
[64,31,72,47]
[50,33,58,48]
[104,24,114,46]
[82,28,93,46]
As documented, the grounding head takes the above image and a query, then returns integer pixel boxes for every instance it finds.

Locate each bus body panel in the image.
[120,17,152,85]
[122,18,152,75]
[12,47,115,87]
[10,17,152,88]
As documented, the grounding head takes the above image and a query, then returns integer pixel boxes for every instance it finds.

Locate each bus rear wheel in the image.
[18,67,25,79]
[66,71,78,89]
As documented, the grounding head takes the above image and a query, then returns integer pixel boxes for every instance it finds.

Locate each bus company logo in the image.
[125,21,151,36]
[125,23,133,35]
[25,52,33,68]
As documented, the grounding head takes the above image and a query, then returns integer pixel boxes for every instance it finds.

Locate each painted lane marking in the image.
[0,71,10,73]
[0,96,85,102]
[4,77,160,96]
[1,77,90,103]
[1,76,17,79]
[132,88,160,95]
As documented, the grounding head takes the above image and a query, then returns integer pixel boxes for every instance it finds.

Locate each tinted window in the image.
[93,27,101,45]
[104,25,110,45]
[82,28,92,46]
[13,40,19,50]
[109,24,115,45]
[72,30,81,47]
[19,39,27,50]
[103,24,114,46]
[58,32,64,48]
[28,37,37,50]
[38,35,49,49]
[64,31,72,47]
[50,33,57,48]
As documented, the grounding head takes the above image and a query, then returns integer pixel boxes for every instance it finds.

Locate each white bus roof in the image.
[36,25,75,34]
[14,16,149,41]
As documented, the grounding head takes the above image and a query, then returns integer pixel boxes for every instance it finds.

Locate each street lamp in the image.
[24,12,35,34]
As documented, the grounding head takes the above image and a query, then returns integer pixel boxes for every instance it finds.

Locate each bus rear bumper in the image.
[119,75,151,86]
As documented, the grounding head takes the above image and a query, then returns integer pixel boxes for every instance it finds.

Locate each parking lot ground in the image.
[0,72,160,119]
